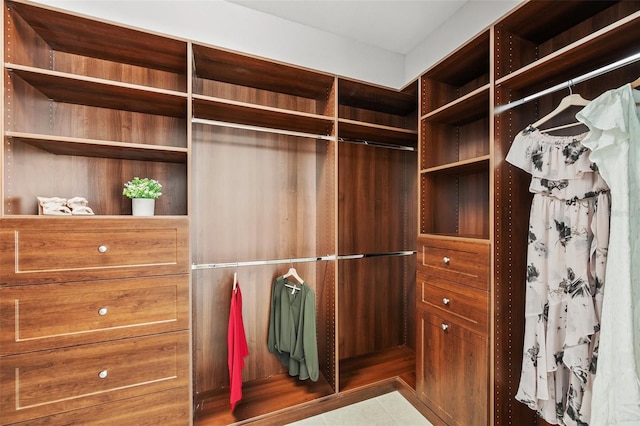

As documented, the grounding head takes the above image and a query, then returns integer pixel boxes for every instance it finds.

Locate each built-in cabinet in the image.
[1,1,191,424]
[417,1,640,425]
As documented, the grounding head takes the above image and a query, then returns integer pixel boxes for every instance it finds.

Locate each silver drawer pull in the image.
[98,307,108,316]
[98,245,108,253]
[98,370,108,379]
[443,256,450,265]
[442,298,450,305]
[441,323,449,331]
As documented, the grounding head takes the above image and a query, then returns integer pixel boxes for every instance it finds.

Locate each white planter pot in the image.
[132,198,155,216]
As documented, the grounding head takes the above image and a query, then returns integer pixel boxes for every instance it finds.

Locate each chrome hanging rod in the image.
[191,250,416,269]
[337,250,417,260]
[338,137,416,152]
[494,50,640,114]
[192,255,337,270]
[192,117,335,141]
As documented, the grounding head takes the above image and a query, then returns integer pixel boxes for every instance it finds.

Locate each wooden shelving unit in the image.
[3,0,189,217]
[417,1,640,426]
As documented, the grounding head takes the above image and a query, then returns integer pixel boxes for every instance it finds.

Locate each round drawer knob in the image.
[443,256,450,265]
[98,307,108,316]
[98,245,108,253]
[442,298,450,305]
[441,323,449,331]
[98,370,108,379]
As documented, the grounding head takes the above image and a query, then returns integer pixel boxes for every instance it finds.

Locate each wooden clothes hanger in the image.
[532,92,590,133]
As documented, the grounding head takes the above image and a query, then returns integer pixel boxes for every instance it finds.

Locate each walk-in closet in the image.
[1,0,639,425]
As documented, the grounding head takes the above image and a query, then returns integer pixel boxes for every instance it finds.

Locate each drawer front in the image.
[13,387,191,426]
[417,270,488,336]
[0,331,190,424]
[0,218,189,285]
[419,237,489,290]
[0,275,189,355]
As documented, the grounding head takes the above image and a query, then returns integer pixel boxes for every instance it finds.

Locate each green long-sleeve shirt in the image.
[267,276,319,381]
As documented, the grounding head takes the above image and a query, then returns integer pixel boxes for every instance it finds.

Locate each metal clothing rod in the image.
[192,255,337,270]
[338,137,416,152]
[191,250,416,269]
[494,50,640,114]
[192,117,335,141]
[338,250,417,260]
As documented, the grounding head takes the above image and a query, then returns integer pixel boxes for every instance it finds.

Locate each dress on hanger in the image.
[267,276,319,381]
[228,281,249,411]
[506,127,610,425]
[576,83,640,426]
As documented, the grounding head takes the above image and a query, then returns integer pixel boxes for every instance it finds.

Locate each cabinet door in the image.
[417,309,488,426]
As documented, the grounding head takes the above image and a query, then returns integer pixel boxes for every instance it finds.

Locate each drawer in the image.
[0,275,189,355]
[0,331,190,424]
[419,237,489,290]
[417,270,488,336]
[0,218,189,285]
[12,387,191,426]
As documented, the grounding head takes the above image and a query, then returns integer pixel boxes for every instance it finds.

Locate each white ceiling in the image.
[226,0,468,54]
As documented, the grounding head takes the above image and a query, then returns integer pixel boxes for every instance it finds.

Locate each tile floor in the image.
[285,391,434,426]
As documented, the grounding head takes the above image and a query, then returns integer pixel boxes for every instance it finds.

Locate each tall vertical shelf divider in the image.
[417,2,640,426]
[1,0,191,424]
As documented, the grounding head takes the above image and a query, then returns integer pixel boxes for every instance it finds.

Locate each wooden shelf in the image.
[422,85,490,125]
[420,31,490,113]
[417,233,490,244]
[420,112,490,170]
[339,346,416,392]
[421,31,490,89]
[338,79,417,117]
[497,1,627,43]
[194,373,334,425]
[7,0,187,74]
[420,159,489,240]
[192,95,335,137]
[338,79,417,147]
[496,10,640,91]
[6,132,188,163]
[7,64,188,118]
[338,119,418,147]
[193,44,334,100]
[421,155,490,175]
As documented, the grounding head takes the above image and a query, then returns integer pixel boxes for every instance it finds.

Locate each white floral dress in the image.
[506,127,610,426]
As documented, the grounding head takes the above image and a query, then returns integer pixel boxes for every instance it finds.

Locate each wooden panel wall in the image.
[338,143,416,255]
[338,142,417,359]
[191,125,336,395]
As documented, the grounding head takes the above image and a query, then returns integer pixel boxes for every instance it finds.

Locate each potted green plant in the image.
[122,177,162,216]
